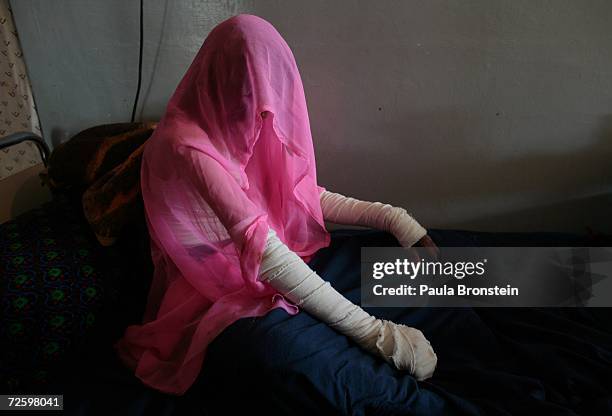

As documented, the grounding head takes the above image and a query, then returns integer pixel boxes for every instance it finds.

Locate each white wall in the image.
[12,0,612,233]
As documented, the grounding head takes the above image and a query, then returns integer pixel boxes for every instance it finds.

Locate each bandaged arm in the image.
[182,150,436,378]
[258,228,437,380]
[320,190,426,247]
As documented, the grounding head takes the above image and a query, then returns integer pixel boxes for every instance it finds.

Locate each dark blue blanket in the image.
[65,229,612,416]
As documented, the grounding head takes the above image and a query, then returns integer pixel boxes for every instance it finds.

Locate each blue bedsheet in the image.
[65,229,612,415]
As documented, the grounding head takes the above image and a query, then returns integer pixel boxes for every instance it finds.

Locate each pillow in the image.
[45,122,157,193]
[44,122,157,246]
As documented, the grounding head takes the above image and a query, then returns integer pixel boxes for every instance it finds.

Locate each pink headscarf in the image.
[114,14,330,395]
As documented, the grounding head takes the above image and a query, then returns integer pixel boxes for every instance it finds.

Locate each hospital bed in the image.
[0,126,610,415]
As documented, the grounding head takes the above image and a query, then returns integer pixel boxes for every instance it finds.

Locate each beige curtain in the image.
[0,0,42,180]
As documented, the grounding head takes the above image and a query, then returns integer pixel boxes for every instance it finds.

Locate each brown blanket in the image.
[45,122,157,246]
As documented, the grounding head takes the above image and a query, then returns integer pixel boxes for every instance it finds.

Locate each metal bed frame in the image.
[0,131,50,167]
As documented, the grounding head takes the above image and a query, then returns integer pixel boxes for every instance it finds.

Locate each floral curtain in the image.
[0,0,42,180]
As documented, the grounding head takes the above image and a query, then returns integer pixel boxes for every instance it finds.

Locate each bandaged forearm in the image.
[320,190,426,247]
[258,228,437,380]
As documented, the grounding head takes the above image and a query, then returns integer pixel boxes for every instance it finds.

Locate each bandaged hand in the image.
[258,228,437,380]
[320,190,427,247]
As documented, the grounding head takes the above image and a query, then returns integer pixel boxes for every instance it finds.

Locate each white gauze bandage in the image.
[258,228,437,380]
[320,190,426,247]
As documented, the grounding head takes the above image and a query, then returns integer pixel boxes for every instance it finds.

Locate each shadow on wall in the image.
[451,192,612,234]
[368,111,612,200]
[344,110,612,234]
[459,114,612,234]
[417,113,611,201]
[50,127,71,149]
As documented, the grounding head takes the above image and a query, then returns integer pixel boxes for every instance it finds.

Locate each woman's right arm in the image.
[259,227,438,380]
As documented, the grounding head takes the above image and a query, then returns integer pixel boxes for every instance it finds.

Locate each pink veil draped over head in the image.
[114,14,330,395]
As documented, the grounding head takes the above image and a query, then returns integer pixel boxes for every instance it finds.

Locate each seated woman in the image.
[115,14,438,395]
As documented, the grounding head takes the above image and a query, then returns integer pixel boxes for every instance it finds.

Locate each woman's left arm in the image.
[319,190,439,257]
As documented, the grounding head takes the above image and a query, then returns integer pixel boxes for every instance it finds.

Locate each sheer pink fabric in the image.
[114,14,330,395]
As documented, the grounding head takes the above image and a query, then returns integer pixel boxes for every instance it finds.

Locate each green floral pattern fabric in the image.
[1,196,111,392]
